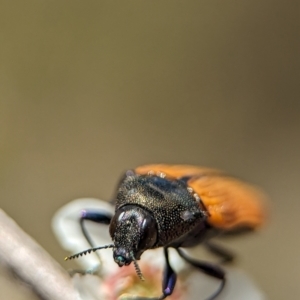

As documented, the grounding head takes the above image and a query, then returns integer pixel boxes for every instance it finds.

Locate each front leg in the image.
[80,209,112,247]
[79,209,113,273]
[161,247,177,298]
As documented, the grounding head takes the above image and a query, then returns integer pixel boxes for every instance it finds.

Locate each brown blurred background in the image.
[0,1,299,299]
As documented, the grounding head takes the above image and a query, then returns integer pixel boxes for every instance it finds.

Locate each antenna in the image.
[130,251,145,281]
[65,244,114,261]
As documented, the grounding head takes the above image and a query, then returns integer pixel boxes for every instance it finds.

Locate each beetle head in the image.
[109,205,158,268]
[64,204,157,281]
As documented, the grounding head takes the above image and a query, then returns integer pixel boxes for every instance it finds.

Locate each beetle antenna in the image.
[65,244,114,261]
[130,251,145,281]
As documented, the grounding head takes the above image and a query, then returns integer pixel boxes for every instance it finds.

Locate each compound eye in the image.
[138,214,157,251]
[109,209,125,238]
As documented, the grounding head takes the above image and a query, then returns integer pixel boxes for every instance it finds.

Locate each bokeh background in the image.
[0,1,299,299]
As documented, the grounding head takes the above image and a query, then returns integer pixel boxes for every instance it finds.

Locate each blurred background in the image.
[0,1,299,299]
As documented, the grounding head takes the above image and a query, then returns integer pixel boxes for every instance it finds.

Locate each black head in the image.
[64,204,157,280]
[109,204,158,267]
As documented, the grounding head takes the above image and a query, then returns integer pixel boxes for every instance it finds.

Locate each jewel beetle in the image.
[65,164,267,300]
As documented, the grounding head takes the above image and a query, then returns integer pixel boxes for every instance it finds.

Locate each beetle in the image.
[65,164,267,300]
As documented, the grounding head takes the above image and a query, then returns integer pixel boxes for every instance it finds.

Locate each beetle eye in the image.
[138,214,157,251]
[109,209,124,238]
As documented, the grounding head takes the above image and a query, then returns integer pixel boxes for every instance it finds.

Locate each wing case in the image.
[135,164,267,230]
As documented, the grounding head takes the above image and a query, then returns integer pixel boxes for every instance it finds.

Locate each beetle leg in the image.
[80,210,112,247]
[79,210,113,273]
[160,247,177,298]
[176,248,225,300]
[204,241,235,264]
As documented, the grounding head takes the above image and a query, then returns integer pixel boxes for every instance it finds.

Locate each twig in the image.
[0,209,81,300]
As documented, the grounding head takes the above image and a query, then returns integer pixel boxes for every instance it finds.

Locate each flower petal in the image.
[186,267,266,300]
[52,198,266,300]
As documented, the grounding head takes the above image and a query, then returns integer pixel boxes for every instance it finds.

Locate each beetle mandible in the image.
[65,164,267,300]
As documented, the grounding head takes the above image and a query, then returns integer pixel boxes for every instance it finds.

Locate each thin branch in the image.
[0,209,81,300]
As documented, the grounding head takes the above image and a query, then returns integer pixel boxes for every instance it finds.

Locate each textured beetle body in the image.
[135,164,266,231]
[66,164,267,300]
[113,172,208,248]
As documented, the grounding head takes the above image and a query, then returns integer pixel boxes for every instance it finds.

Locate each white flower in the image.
[52,198,266,300]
